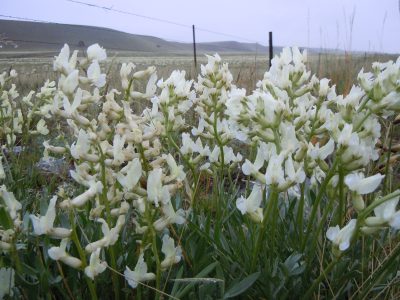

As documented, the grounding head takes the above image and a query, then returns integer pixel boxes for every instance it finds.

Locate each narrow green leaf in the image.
[175,261,219,298]
[223,271,260,299]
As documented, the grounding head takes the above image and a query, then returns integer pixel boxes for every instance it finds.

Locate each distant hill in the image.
[0,19,269,56]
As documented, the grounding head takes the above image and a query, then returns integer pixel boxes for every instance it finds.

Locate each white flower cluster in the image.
[40,44,185,287]
[0,150,23,253]
[0,69,52,146]
[178,54,242,174]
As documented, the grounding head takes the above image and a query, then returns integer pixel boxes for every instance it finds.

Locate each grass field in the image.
[1,50,397,95]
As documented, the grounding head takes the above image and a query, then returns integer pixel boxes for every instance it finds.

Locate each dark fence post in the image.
[269,31,273,68]
[192,25,197,73]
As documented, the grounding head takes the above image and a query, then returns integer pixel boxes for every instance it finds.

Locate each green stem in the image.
[69,212,98,300]
[353,109,372,132]
[144,199,161,300]
[336,166,345,226]
[309,192,338,255]
[151,229,161,300]
[301,159,339,251]
[97,147,120,300]
[296,182,306,244]
[382,122,394,194]
[250,188,278,271]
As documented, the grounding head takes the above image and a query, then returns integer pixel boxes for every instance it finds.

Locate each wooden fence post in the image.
[192,25,197,73]
[269,31,273,68]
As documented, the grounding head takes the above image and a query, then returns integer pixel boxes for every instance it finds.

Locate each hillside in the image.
[0,19,268,56]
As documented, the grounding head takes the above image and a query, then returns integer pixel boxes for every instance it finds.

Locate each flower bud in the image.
[352,194,365,211]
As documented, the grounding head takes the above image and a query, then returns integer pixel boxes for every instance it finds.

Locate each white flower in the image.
[117,158,142,191]
[112,134,126,165]
[285,156,305,184]
[308,139,335,161]
[0,157,5,180]
[36,119,49,135]
[124,253,155,289]
[337,123,358,147]
[60,70,79,94]
[319,78,330,97]
[160,235,182,269]
[0,268,15,299]
[365,194,400,229]
[70,129,91,160]
[180,133,196,155]
[265,153,285,187]
[326,219,357,251]
[87,60,106,88]
[30,196,71,238]
[153,200,186,231]
[85,248,107,280]
[10,69,17,77]
[71,181,103,207]
[345,173,384,195]
[48,238,82,268]
[87,44,107,62]
[0,185,21,220]
[85,215,126,253]
[236,184,264,222]
[147,168,170,207]
[63,88,82,116]
[53,44,78,74]
[164,154,186,182]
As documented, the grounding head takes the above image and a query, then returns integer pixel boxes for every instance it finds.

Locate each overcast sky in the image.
[2,0,400,53]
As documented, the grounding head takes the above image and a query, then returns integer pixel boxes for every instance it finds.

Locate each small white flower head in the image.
[85,215,125,253]
[285,155,306,185]
[0,185,22,220]
[53,44,78,74]
[48,238,82,269]
[147,168,170,207]
[236,184,264,223]
[10,69,17,78]
[160,234,182,270]
[63,88,82,116]
[70,181,103,207]
[326,219,357,251]
[0,157,5,180]
[60,70,79,95]
[319,78,330,97]
[87,44,107,62]
[124,253,156,289]
[30,196,71,238]
[0,267,15,299]
[163,154,186,182]
[117,158,142,191]
[153,200,186,231]
[70,129,91,160]
[265,153,285,187]
[308,139,335,161]
[345,173,384,195]
[85,248,108,280]
[366,194,400,230]
[87,60,106,88]
[36,119,49,135]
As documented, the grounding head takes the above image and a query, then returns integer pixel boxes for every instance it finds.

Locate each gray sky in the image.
[2,0,400,53]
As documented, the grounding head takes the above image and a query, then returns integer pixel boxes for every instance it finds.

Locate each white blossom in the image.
[124,253,155,289]
[326,219,357,251]
[345,173,384,195]
[160,234,182,269]
[85,248,107,280]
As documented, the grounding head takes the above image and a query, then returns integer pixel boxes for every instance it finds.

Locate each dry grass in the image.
[1,51,397,96]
